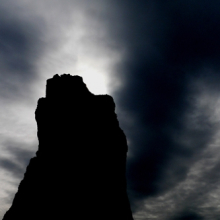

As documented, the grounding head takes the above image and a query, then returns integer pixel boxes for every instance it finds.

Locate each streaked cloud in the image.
[2,1,220,220]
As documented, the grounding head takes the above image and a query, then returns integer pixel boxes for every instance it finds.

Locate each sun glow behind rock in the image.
[75,61,108,95]
[34,1,123,97]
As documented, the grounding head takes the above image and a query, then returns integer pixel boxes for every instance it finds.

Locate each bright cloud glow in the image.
[32,0,123,96]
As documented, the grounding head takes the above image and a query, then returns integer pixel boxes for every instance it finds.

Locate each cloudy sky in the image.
[1,1,220,219]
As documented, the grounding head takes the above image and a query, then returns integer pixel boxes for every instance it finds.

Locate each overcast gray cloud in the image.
[0,0,46,102]
[1,1,220,220]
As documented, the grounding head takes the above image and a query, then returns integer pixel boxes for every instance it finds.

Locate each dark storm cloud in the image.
[0,3,45,100]
[104,0,220,211]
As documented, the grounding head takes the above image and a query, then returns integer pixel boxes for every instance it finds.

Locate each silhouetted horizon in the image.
[3,74,133,220]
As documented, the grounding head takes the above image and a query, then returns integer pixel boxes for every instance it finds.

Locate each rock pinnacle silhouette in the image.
[3,74,134,220]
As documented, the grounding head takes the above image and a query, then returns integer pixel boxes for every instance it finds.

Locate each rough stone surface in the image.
[3,74,134,220]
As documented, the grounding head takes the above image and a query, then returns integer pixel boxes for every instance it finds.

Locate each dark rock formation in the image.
[3,74,133,220]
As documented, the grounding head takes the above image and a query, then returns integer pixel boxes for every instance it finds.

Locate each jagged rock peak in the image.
[3,73,134,220]
[46,74,92,99]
